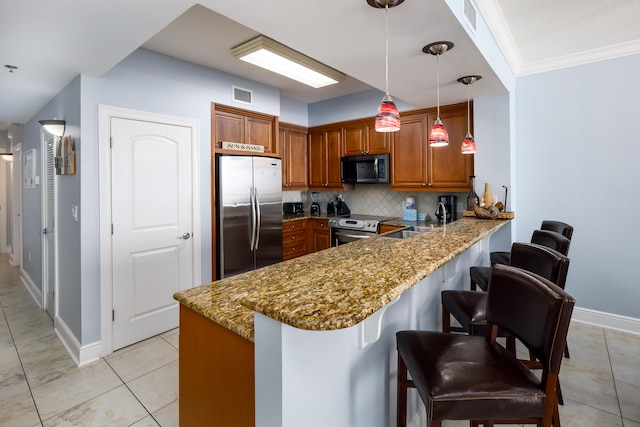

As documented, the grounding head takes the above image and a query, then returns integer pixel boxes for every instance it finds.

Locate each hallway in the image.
[1,253,639,426]
[0,255,178,426]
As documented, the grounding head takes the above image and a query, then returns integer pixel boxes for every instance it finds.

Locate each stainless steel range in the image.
[328,214,394,247]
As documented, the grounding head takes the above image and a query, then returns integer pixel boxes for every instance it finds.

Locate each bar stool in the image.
[397,264,575,427]
[443,242,570,338]
[490,220,573,266]
[470,229,570,291]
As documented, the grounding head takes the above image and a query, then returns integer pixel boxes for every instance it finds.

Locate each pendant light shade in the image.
[375,93,401,132]
[423,41,453,147]
[457,75,482,154]
[369,0,404,132]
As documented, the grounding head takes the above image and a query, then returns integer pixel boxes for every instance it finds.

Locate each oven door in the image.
[330,228,376,247]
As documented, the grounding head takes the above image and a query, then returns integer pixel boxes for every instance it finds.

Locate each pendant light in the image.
[368,0,404,132]
[423,41,453,146]
[457,75,482,154]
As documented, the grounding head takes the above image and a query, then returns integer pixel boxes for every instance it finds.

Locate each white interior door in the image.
[111,117,194,350]
[42,137,56,320]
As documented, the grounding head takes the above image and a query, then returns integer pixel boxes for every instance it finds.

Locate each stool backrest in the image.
[509,242,570,289]
[541,220,574,240]
[486,264,575,374]
[530,229,571,256]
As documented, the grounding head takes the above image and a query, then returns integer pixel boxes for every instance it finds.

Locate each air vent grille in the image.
[463,0,477,32]
[233,86,252,104]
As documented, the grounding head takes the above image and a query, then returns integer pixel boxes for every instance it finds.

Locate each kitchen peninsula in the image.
[174,217,509,427]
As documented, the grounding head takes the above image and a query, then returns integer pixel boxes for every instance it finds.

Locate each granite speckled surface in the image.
[174,217,509,342]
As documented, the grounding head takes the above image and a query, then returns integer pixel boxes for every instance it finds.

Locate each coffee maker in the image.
[435,195,456,224]
[310,191,321,216]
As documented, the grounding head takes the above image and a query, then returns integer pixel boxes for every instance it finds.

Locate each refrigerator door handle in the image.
[254,187,261,250]
[250,187,257,251]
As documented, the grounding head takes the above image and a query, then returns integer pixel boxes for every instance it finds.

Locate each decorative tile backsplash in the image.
[283,186,467,221]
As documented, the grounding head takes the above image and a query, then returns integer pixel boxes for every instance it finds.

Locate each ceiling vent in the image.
[233,86,252,104]
[463,0,477,32]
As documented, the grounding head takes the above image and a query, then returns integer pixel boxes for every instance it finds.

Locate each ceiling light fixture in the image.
[1,153,13,161]
[231,35,345,88]
[458,75,482,154]
[4,64,18,73]
[424,41,453,147]
[368,0,404,132]
[39,119,66,137]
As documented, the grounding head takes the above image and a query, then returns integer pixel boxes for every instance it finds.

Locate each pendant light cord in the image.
[385,5,390,95]
[467,83,470,134]
[436,53,440,119]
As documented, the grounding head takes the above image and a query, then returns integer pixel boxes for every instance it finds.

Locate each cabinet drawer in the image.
[283,241,307,260]
[312,219,329,232]
[283,220,307,233]
[283,228,306,244]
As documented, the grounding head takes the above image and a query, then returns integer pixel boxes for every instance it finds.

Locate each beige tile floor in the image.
[1,254,639,426]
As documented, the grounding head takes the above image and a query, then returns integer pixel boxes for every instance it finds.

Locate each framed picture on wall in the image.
[24,149,37,188]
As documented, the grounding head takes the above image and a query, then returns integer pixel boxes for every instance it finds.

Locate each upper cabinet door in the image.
[214,111,244,145]
[427,104,474,190]
[391,114,429,189]
[342,124,366,156]
[280,124,308,190]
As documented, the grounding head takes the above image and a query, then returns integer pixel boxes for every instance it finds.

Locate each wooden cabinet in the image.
[212,104,278,156]
[308,128,343,189]
[283,219,308,260]
[391,102,473,192]
[179,306,254,427]
[343,120,391,156]
[279,124,308,190]
[310,218,330,252]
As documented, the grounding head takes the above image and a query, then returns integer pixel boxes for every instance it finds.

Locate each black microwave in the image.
[340,153,390,184]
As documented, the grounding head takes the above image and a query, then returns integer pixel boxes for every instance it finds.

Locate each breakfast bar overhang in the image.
[174,218,510,427]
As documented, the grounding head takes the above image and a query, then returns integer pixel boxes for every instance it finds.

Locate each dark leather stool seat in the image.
[471,229,570,291]
[491,220,573,266]
[397,265,575,427]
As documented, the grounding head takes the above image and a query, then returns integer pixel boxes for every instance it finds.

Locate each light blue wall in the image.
[515,53,640,318]
[308,89,415,126]
[11,78,83,340]
[280,97,308,126]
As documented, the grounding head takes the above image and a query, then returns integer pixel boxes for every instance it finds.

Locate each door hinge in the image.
[112,309,115,321]
[110,137,113,148]
[111,224,114,235]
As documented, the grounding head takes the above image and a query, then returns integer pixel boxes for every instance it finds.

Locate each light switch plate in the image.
[71,205,78,221]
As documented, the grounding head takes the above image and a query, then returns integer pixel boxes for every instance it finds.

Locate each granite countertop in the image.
[174,217,509,342]
[283,213,332,221]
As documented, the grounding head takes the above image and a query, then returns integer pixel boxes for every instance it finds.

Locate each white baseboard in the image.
[55,316,102,367]
[21,270,42,308]
[573,306,640,335]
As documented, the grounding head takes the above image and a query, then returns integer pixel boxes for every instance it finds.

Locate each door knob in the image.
[179,233,191,240]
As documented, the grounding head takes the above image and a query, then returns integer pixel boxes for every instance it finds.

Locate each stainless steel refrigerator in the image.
[216,155,283,279]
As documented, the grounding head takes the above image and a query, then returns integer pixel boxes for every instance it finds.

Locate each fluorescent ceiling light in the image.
[231,36,345,88]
